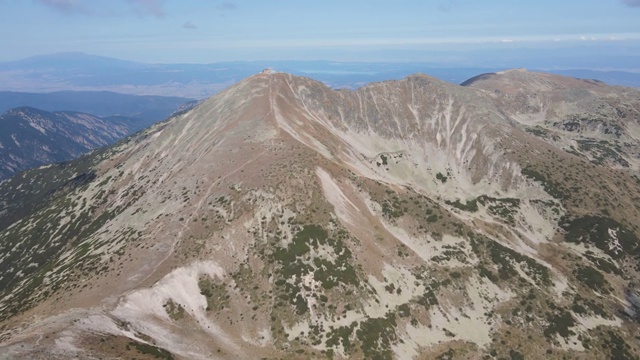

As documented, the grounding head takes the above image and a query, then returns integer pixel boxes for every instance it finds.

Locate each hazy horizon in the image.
[1,0,639,70]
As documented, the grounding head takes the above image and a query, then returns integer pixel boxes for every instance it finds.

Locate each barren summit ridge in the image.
[465,69,640,169]
[1,71,640,359]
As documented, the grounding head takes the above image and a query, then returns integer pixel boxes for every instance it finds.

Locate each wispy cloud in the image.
[126,0,166,18]
[190,33,640,49]
[33,0,90,14]
[183,21,197,29]
[622,0,640,6]
[33,0,167,18]
[216,1,236,11]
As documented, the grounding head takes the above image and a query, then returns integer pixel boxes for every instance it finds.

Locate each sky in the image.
[0,0,639,66]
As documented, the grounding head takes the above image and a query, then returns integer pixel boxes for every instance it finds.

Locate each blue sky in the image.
[0,0,639,66]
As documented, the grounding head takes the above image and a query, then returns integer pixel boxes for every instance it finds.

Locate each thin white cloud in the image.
[33,0,166,18]
[183,21,197,29]
[199,33,640,49]
[33,0,89,14]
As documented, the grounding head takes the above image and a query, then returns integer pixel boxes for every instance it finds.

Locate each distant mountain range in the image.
[0,90,193,121]
[0,106,167,180]
[1,53,639,98]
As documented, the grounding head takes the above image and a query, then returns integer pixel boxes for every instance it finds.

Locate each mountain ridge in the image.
[464,68,640,170]
[0,90,193,119]
[2,52,640,98]
[0,70,640,359]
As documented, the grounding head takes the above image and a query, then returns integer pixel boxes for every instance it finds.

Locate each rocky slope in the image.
[0,106,157,180]
[0,70,639,359]
[463,69,640,170]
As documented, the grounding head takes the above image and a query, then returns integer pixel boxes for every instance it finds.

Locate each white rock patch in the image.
[107,261,241,359]
[316,167,359,226]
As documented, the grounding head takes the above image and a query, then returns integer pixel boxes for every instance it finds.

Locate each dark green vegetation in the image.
[521,166,566,199]
[365,181,449,233]
[435,348,456,360]
[0,129,155,321]
[509,349,525,360]
[381,191,407,219]
[577,139,629,167]
[379,154,388,166]
[445,198,478,212]
[554,115,623,137]
[574,265,610,294]
[163,299,185,321]
[601,330,638,360]
[469,233,551,287]
[426,214,439,223]
[446,195,521,224]
[253,211,410,358]
[128,341,174,360]
[571,293,609,319]
[0,155,105,320]
[356,313,397,360]
[413,271,440,310]
[477,196,520,225]
[543,310,576,339]
[324,323,357,354]
[267,225,359,315]
[525,125,555,139]
[0,185,132,321]
[583,251,623,276]
[198,275,230,312]
[322,313,399,360]
[375,152,405,168]
[356,177,629,357]
[0,153,101,231]
[562,215,640,259]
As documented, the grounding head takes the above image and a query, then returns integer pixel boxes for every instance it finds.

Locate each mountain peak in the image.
[5,52,143,70]
[4,106,44,116]
[2,70,640,359]
[462,68,608,92]
[497,68,529,74]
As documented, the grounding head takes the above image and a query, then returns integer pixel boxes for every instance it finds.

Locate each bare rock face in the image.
[1,71,640,359]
